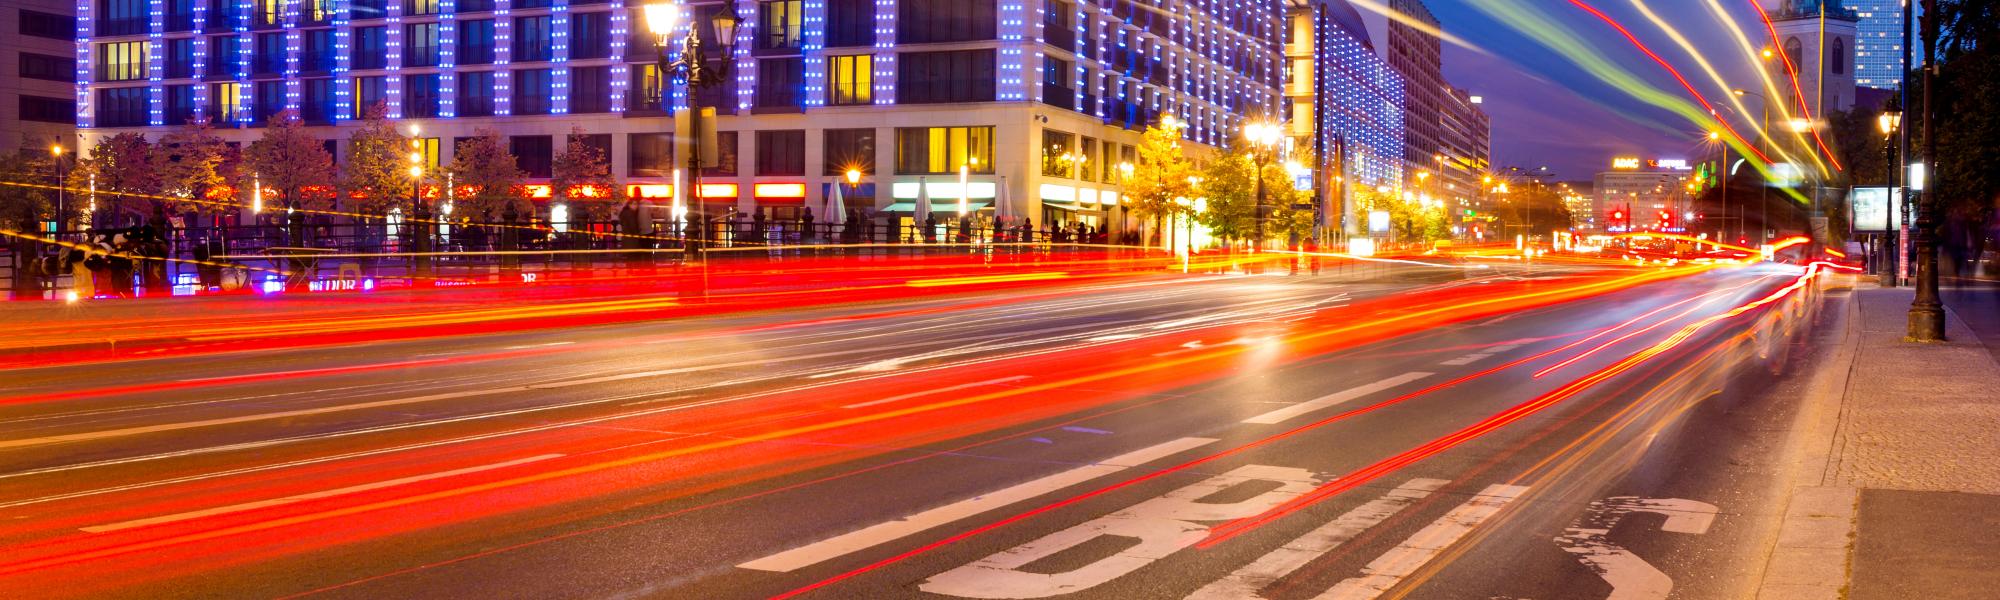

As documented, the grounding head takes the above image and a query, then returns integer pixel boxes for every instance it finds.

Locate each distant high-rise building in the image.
[1284,0,1405,238]
[1361,0,1444,188]
[0,0,77,156]
[1437,87,1489,231]
[1848,0,1905,90]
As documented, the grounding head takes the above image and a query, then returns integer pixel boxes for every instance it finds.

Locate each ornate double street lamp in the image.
[644,2,740,258]
[1243,121,1284,248]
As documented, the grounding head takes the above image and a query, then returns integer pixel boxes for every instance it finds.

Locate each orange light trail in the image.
[1565,0,1774,164]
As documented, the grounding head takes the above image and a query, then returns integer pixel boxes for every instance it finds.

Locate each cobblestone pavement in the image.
[1828,286,2000,495]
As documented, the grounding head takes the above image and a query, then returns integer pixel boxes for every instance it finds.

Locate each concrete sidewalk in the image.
[1759,284,2000,600]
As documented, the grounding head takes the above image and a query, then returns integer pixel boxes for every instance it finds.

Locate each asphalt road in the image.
[0,258,1837,599]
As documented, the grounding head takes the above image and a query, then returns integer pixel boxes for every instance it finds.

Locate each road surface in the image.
[0,257,1841,599]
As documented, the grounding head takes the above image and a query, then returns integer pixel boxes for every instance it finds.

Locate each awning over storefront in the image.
[882,201,993,212]
[1040,201,1104,214]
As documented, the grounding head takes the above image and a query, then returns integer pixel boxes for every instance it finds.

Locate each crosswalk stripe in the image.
[1313,483,1528,599]
[736,437,1217,573]
[1186,478,1450,600]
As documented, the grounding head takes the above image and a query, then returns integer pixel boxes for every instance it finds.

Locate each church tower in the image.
[1771,0,1860,116]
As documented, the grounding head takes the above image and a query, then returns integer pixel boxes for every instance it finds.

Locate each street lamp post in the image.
[645,2,740,259]
[1877,106,1902,286]
[1909,0,1944,341]
[409,135,431,279]
[1243,122,1282,250]
[49,144,64,232]
[1731,88,1771,245]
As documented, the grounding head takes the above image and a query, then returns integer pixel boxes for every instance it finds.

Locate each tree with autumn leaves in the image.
[549,128,622,222]
[340,103,418,215]
[242,110,337,213]
[448,129,528,221]
[1122,120,1200,248]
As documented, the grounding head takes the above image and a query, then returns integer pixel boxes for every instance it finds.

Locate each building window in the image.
[459,19,495,65]
[166,0,198,31]
[511,135,554,178]
[823,128,875,176]
[513,68,553,114]
[210,82,244,122]
[897,0,995,44]
[96,87,149,126]
[629,133,673,177]
[413,137,441,169]
[631,64,663,111]
[1784,37,1802,72]
[353,0,387,20]
[20,95,77,124]
[20,52,74,82]
[571,66,612,113]
[755,130,806,176]
[895,126,994,174]
[705,131,738,177]
[302,77,337,123]
[255,80,285,120]
[166,84,198,125]
[19,10,74,40]
[1041,130,1075,177]
[828,54,872,105]
[458,71,495,116]
[827,0,871,47]
[301,0,333,23]
[406,22,440,67]
[758,1,803,51]
[1832,37,1847,74]
[355,26,387,69]
[405,74,441,117]
[254,32,285,75]
[208,35,242,76]
[896,50,995,104]
[355,75,387,117]
[99,0,146,36]
[303,29,337,72]
[406,0,439,16]
[756,58,804,109]
[459,0,493,11]
[97,42,148,82]
[513,16,554,62]
[570,12,612,59]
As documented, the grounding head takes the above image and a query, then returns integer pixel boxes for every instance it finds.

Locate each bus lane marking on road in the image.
[1314,483,1528,599]
[1554,496,1717,600]
[1185,478,1450,600]
[919,464,1322,599]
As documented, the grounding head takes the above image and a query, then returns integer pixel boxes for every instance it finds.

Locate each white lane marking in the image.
[841,376,1033,409]
[1186,478,1449,600]
[1487,344,1521,353]
[79,454,563,533]
[737,437,1217,573]
[1314,483,1528,600]
[1438,354,1491,366]
[1555,497,1717,600]
[1241,373,1434,424]
[920,464,1321,599]
[0,387,505,450]
[503,341,574,350]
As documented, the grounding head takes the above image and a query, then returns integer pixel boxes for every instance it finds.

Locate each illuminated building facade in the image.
[1283,0,1402,237]
[76,0,1283,229]
[1592,158,1691,233]
[2,0,77,155]
[1846,0,1901,90]
[1435,85,1486,228]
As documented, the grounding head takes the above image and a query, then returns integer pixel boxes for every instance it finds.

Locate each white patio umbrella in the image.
[914,176,932,225]
[825,180,847,226]
[994,176,1011,224]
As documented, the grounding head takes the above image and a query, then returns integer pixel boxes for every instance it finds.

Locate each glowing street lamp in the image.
[1242,120,1285,247]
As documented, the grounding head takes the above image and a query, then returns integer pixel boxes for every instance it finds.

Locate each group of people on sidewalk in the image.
[21,226,173,299]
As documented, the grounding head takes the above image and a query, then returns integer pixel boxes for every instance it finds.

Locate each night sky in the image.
[1427,0,1786,180]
